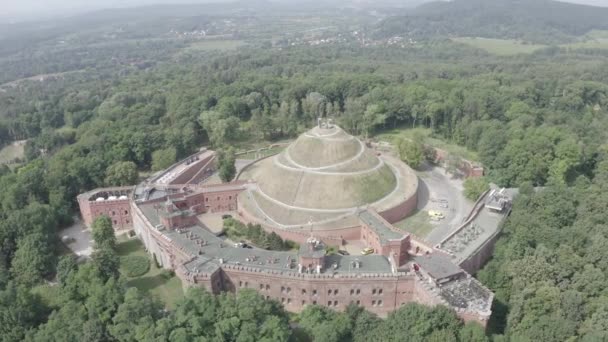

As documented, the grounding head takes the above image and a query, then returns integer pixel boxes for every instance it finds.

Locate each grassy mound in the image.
[120,255,150,277]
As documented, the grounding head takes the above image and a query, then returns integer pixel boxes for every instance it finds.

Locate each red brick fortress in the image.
[78,125,506,328]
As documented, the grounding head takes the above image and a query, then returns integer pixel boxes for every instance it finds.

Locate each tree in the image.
[91,245,120,281]
[56,255,78,286]
[10,233,54,287]
[445,154,463,176]
[217,148,237,183]
[151,147,177,171]
[92,215,116,250]
[109,287,163,341]
[396,137,425,169]
[459,322,489,342]
[463,177,489,201]
[105,161,138,186]
[200,110,240,147]
[361,104,386,139]
[302,92,327,122]
[0,283,46,342]
[266,232,285,251]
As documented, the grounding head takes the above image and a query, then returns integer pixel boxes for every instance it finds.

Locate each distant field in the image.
[453,33,608,55]
[451,37,546,56]
[563,39,608,49]
[0,140,26,164]
[376,127,479,162]
[184,40,246,52]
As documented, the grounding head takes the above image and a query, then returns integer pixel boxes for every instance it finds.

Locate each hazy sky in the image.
[1,0,607,20]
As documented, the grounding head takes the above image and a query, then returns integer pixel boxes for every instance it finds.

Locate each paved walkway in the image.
[58,218,93,258]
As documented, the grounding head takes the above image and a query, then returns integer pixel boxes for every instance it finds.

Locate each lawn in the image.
[116,236,184,309]
[393,209,434,238]
[452,37,546,56]
[375,126,479,162]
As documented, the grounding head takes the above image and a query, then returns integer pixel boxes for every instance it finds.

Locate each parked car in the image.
[337,250,349,256]
[428,210,445,219]
[361,247,374,255]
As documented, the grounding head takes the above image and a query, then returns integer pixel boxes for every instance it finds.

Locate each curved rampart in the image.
[377,181,419,223]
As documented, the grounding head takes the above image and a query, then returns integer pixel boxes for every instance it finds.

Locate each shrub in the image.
[160,269,175,280]
[120,256,150,277]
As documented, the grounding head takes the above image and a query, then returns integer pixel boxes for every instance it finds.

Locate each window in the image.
[312,289,317,295]
[334,289,338,295]
[124,210,129,215]
[313,301,317,305]
[356,300,360,305]
[372,289,376,295]
[239,281,243,287]
[244,282,248,288]
[302,289,307,295]
[378,289,383,295]
[328,289,332,295]
[260,284,264,290]
[378,300,383,307]
[112,211,116,216]
[287,298,291,304]
[334,301,338,306]
[287,287,291,293]
[217,196,220,200]
[229,196,232,200]
[302,300,306,305]
[350,289,354,295]
[266,284,270,290]
[356,289,361,295]
[328,301,332,306]
[206,198,209,202]
[281,286,285,293]
[113,220,117,225]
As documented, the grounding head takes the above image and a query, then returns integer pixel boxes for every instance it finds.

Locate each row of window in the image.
[110,210,129,216]
[372,300,384,307]
[265,295,378,309]
[240,282,384,296]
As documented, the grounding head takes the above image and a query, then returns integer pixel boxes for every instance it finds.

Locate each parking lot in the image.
[397,162,474,244]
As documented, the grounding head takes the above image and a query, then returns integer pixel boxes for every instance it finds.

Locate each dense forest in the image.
[2,1,608,341]
[375,0,608,43]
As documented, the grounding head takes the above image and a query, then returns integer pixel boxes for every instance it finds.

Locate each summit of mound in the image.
[241,126,399,210]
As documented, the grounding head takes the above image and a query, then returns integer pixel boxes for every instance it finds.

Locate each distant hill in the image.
[373,0,608,43]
